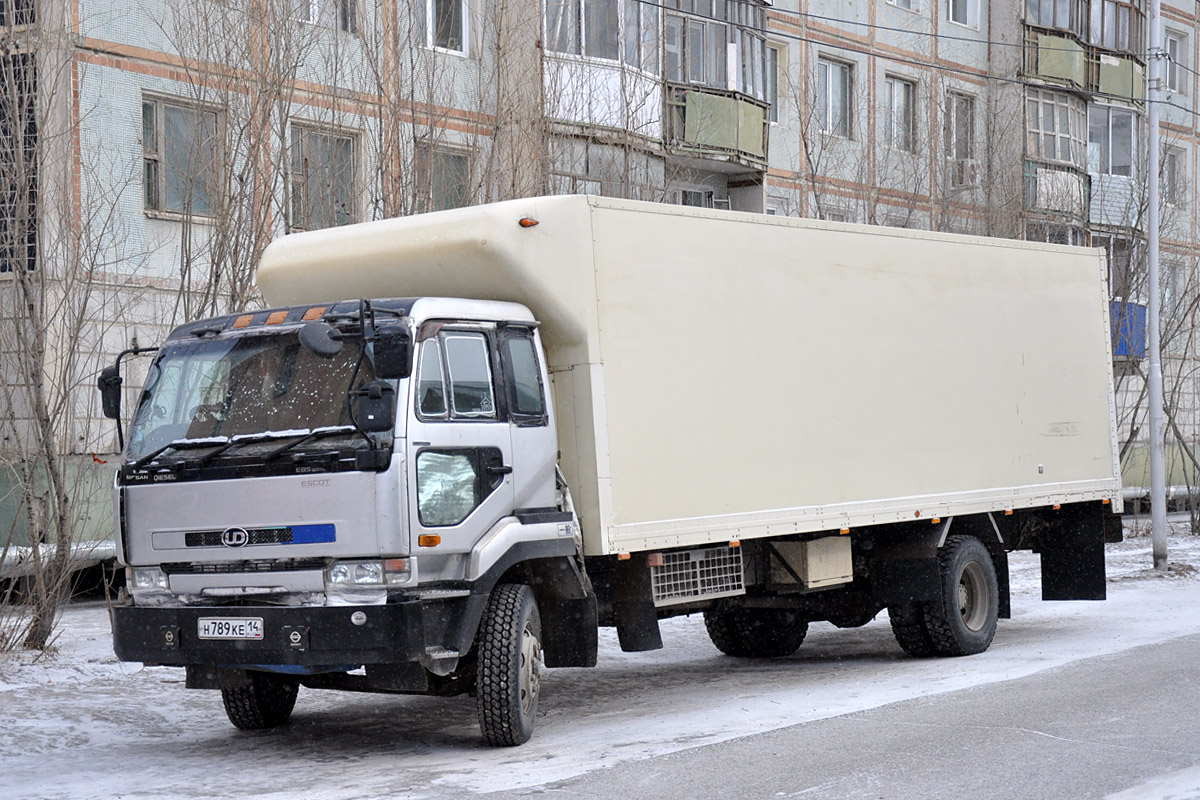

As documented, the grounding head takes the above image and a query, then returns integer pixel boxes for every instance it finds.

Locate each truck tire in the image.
[888,604,937,657]
[476,583,543,746]
[923,535,999,656]
[220,671,299,730]
[703,607,808,658]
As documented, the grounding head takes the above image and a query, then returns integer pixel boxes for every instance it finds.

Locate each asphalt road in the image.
[486,634,1200,800]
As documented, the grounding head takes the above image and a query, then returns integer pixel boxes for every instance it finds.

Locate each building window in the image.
[1164,146,1186,206]
[1,51,36,272]
[948,0,980,27]
[885,76,916,152]
[546,0,580,54]
[817,58,852,138]
[142,98,218,216]
[0,0,35,27]
[1088,0,1144,53]
[1165,31,1186,94]
[679,188,715,208]
[766,45,782,123]
[585,0,619,60]
[945,91,975,160]
[889,0,919,11]
[1087,105,1135,177]
[623,0,659,71]
[945,91,977,186]
[662,1,766,96]
[1093,233,1136,299]
[548,0,660,73]
[290,125,356,232]
[1026,222,1084,246]
[293,0,355,33]
[416,145,471,212]
[1027,89,1086,168]
[417,0,467,53]
[1025,0,1087,37]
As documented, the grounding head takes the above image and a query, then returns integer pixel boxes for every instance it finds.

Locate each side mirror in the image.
[298,321,344,358]
[351,380,396,433]
[98,366,122,420]
[373,328,413,379]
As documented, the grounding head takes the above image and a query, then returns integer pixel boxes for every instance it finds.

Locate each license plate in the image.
[198,617,264,640]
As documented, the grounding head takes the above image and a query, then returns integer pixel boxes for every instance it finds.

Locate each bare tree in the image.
[0,4,150,650]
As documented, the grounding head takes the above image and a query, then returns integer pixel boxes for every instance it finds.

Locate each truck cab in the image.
[107,297,596,746]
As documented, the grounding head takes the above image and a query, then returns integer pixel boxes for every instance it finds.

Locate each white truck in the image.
[102,195,1123,746]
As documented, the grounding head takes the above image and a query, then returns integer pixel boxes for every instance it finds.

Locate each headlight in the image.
[325,560,384,586]
[128,566,168,590]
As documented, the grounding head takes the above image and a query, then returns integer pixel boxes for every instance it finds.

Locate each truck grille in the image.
[184,527,294,547]
[162,559,326,575]
[650,545,745,607]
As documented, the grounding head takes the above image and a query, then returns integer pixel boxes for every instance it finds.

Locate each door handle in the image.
[487,464,513,476]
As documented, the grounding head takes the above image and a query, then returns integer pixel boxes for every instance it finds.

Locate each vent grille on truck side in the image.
[650,546,745,607]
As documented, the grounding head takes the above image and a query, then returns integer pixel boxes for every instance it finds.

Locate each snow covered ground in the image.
[3,522,1200,800]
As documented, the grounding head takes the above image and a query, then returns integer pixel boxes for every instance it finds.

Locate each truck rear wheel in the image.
[923,535,999,656]
[476,583,543,746]
[888,604,937,657]
[220,671,299,730]
[703,607,808,658]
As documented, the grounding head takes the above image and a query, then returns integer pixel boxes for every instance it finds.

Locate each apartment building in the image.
[0,0,1191,545]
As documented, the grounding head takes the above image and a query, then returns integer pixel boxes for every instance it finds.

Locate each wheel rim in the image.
[958,561,989,631]
[519,620,542,716]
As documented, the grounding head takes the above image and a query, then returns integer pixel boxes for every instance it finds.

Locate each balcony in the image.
[663,84,769,171]
[1025,32,1087,89]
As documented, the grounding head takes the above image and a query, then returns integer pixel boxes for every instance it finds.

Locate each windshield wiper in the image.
[187,430,338,468]
[130,438,230,470]
[262,425,359,463]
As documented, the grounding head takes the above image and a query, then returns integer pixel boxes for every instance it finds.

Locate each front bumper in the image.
[112,601,429,667]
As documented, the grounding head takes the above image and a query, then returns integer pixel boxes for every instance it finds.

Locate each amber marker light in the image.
[266,311,288,325]
[1053,504,1062,511]
[1005,509,1014,516]
[617,552,631,561]
[302,306,327,321]
[232,314,254,329]
[931,518,941,524]
[418,535,441,547]
[840,528,850,535]
[518,217,539,228]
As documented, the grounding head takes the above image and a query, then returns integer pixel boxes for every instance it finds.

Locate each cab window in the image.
[415,331,497,421]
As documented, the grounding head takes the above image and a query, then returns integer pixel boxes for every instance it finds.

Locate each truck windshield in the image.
[125,331,376,461]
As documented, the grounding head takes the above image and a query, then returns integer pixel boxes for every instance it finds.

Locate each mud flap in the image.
[541,594,599,667]
[613,555,663,652]
[1040,503,1107,601]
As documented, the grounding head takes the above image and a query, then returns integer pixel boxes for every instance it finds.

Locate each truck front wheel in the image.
[476,583,543,746]
[703,606,808,658]
[923,535,999,656]
[220,671,299,730]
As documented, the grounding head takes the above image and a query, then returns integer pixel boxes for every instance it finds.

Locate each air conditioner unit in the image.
[950,158,980,188]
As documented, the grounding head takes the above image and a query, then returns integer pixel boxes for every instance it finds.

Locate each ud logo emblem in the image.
[220,527,249,548]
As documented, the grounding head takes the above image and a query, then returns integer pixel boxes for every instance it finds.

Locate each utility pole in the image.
[1148,0,1168,571]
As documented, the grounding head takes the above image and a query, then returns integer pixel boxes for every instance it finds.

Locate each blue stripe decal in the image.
[290,524,336,544]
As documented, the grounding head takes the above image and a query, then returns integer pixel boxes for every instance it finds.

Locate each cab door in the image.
[407,325,514,554]
[497,326,557,512]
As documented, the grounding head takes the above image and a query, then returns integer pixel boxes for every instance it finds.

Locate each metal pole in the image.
[1148,0,1168,570]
